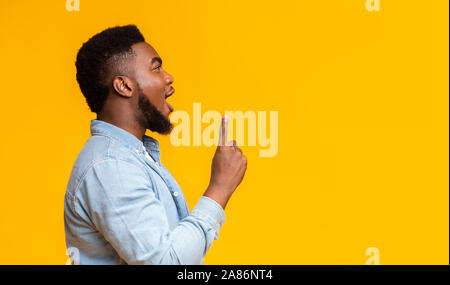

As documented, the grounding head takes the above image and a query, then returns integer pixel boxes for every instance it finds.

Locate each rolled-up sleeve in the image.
[76,159,225,265]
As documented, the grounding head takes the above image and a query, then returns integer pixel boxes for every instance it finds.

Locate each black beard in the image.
[136,88,173,135]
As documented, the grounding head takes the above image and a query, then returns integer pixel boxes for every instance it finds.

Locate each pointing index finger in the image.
[219,114,228,146]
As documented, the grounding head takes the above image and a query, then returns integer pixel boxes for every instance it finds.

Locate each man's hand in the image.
[203,115,248,210]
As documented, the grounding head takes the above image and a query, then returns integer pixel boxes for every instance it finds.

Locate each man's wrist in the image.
[203,185,231,210]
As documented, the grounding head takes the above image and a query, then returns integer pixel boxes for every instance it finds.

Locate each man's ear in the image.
[112,76,134,98]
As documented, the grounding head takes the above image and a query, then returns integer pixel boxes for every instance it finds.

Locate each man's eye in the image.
[153,65,162,71]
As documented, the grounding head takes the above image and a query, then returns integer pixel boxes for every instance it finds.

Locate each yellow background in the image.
[0,0,448,265]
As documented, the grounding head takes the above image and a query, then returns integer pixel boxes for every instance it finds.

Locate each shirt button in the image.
[173,192,179,197]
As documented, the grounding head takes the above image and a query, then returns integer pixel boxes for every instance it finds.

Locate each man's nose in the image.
[165,72,174,85]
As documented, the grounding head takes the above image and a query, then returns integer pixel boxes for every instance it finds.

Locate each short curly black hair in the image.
[75,25,145,113]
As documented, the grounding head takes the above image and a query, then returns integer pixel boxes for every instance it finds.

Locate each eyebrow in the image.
[150,57,162,66]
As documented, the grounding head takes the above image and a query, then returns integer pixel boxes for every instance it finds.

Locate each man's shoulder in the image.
[72,135,135,171]
[65,135,145,198]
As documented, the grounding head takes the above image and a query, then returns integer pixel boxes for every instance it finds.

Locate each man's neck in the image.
[97,114,145,141]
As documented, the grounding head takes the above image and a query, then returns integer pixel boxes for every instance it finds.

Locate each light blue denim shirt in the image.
[64,119,226,265]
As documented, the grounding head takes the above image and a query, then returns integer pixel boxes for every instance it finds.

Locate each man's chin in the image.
[138,95,174,135]
[150,122,173,135]
[157,128,173,135]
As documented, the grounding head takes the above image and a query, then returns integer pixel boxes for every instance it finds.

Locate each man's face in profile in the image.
[131,42,175,134]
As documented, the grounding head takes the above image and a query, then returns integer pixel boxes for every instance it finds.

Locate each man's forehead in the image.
[132,42,160,61]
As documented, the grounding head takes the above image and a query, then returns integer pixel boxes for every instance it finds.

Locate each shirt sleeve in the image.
[76,159,226,265]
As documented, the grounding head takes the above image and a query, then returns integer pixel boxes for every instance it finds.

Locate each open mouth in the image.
[165,87,175,113]
[166,87,175,97]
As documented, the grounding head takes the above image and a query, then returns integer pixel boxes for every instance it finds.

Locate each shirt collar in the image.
[90,119,160,152]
